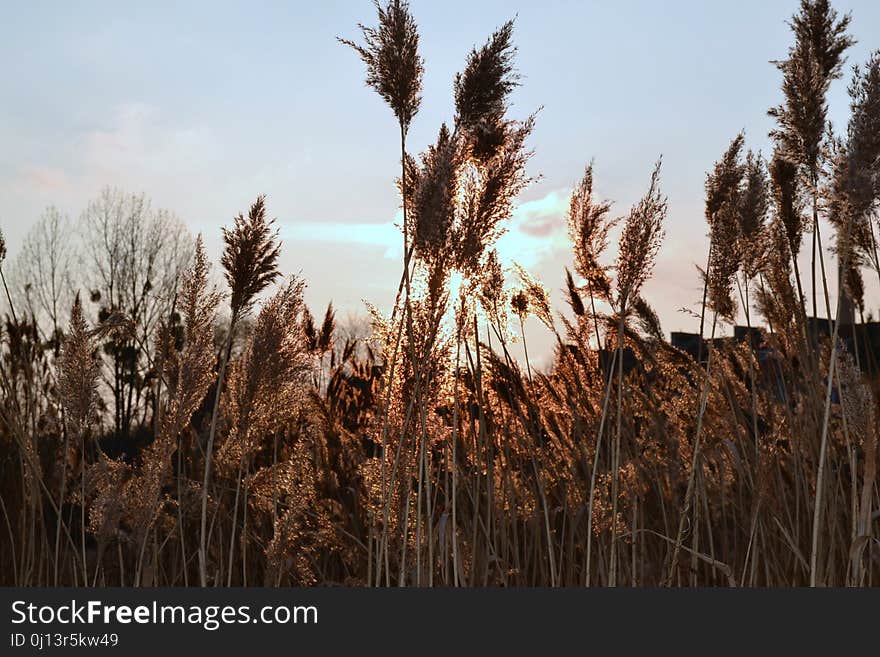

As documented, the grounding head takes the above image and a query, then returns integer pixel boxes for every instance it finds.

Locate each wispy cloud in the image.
[498,189,570,267]
[3,102,219,219]
[283,188,572,269]
[284,220,404,259]
[18,165,74,194]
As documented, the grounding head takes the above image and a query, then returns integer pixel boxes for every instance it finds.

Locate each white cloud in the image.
[3,102,219,221]
[498,189,570,268]
[284,219,404,260]
[283,187,573,269]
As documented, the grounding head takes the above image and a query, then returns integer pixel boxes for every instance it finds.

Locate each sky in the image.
[1,0,879,365]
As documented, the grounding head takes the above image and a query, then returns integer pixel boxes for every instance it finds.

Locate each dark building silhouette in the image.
[597,347,637,377]
[670,331,706,362]
[671,319,880,376]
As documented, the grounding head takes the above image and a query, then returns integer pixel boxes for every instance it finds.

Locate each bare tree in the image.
[9,207,74,347]
[78,187,193,441]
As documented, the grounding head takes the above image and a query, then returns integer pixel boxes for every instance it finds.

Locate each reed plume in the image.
[770,152,805,257]
[338,0,423,132]
[769,0,853,178]
[339,0,423,328]
[455,115,534,274]
[200,195,282,586]
[58,297,100,436]
[827,53,880,268]
[58,295,101,581]
[476,249,514,347]
[737,151,770,282]
[117,236,220,584]
[568,164,615,302]
[705,136,745,321]
[609,159,666,584]
[615,160,667,311]
[455,19,519,161]
[221,195,282,321]
[769,149,812,328]
[770,0,854,322]
[410,124,460,261]
[219,277,309,585]
[514,264,553,331]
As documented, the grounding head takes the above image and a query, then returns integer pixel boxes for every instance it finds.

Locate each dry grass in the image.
[0,0,878,587]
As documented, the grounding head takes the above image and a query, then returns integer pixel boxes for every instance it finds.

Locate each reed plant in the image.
[0,0,877,588]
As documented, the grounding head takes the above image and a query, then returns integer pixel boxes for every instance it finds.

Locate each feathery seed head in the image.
[510,290,529,319]
[568,162,616,299]
[844,52,880,215]
[318,303,336,354]
[616,160,667,310]
[58,295,101,432]
[515,263,552,329]
[769,152,805,256]
[478,249,506,317]
[455,20,518,129]
[705,133,745,227]
[790,0,854,82]
[455,114,535,274]
[769,0,854,177]
[738,150,770,279]
[411,124,460,261]
[221,195,282,320]
[339,0,424,131]
[564,268,585,318]
[703,135,750,317]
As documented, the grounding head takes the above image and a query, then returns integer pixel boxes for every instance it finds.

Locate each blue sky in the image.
[2,0,879,363]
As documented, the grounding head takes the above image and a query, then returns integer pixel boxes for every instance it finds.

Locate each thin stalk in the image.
[810,216,856,586]
[609,307,626,586]
[667,313,718,586]
[585,347,618,586]
[199,314,237,587]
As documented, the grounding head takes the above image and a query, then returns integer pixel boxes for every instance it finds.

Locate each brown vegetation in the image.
[0,0,878,587]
